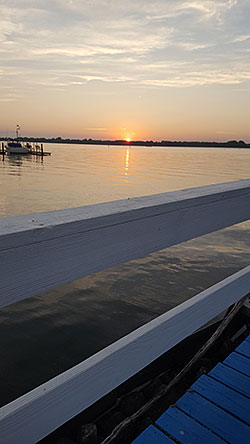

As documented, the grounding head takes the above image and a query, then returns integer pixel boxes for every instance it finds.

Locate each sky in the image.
[0,0,250,141]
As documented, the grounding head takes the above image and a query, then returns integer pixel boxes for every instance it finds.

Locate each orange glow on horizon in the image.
[125,138,131,142]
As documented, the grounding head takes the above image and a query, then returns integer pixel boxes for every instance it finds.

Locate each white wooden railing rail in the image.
[0,179,250,443]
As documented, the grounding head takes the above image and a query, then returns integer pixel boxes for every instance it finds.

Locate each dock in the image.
[0,179,250,443]
[28,145,51,156]
[133,334,250,443]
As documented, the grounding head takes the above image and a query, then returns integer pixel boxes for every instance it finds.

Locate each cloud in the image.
[233,34,250,42]
[216,131,234,134]
[176,42,213,51]
[0,91,22,102]
[180,0,238,22]
[138,75,244,88]
[0,98,17,102]
[32,47,126,57]
[0,0,249,94]
[86,128,108,131]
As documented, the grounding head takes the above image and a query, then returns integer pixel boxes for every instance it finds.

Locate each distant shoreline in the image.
[1,137,250,149]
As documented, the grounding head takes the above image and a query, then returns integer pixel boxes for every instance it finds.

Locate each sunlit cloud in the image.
[180,0,238,22]
[176,42,213,51]
[216,130,235,136]
[0,98,17,102]
[140,72,246,88]
[86,128,108,131]
[32,47,126,57]
[233,34,250,42]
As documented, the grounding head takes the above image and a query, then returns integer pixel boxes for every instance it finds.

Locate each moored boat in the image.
[4,124,31,154]
[5,140,30,154]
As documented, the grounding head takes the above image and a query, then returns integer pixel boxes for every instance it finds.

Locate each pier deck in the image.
[133,335,250,444]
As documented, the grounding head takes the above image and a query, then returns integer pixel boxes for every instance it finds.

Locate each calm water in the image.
[1,144,250,216]
[0,144,250,406]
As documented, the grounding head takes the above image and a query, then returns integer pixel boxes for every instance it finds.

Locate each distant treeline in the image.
[2,136,250,148]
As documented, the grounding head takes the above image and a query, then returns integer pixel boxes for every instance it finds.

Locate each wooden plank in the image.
[0,267,250,444]
[245,335,250,344]
[156,405,224,444]
[1,179,250,308]
[176,391,250,444]
[235,339,250,359]
[2,179,250,248]
[132,425,175,444]
[192,374,250,424]
[224,352,250,377]
[209,363,250,398]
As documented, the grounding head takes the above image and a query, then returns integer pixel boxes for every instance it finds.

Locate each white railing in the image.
[0,179,250,443]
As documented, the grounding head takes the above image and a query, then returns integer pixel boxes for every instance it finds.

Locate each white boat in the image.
[5,124,31,154]
[5,141,30,154]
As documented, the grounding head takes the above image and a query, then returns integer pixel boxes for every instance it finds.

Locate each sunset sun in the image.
[126,138,131,142]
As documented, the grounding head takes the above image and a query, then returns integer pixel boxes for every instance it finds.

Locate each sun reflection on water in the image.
[125,148,130,176]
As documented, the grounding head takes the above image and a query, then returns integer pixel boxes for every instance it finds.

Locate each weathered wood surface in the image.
[1,179,250,308]
[136,335,250,444]
[192,374,250,425]
[134,336,250,444]
[132,424,175,443]
[156,405,225,444]
[170,391,250,443]
[0,266,249,444]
